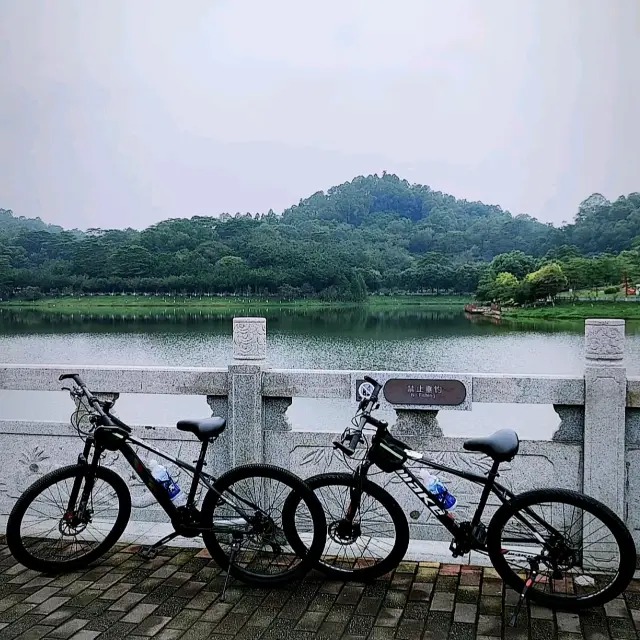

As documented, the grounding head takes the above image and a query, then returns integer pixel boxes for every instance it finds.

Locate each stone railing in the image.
[1,317,639,554]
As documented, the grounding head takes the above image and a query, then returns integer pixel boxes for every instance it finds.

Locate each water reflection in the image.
[0,306,590,338]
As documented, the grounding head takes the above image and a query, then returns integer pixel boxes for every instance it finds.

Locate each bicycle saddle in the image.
[177,417,226,441]
[463,429,519,462]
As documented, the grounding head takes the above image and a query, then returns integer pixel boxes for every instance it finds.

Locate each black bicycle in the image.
[284,375,636,614]
[6,373,326,596]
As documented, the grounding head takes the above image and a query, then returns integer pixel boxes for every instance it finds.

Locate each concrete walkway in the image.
[0,538,637,640]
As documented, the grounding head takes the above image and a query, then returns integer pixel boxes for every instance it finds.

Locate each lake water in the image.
[2,306,639,441]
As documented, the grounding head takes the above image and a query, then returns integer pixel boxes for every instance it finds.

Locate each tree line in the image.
[1,174,639,302]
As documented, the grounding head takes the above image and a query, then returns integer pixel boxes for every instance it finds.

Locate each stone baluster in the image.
[394,410,443,437]
[263,397,293,469]
[552,405,584,442]
[583,319,626,517]
[228,317,267,465]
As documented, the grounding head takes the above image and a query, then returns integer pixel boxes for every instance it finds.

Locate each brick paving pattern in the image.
[0,537,637,640]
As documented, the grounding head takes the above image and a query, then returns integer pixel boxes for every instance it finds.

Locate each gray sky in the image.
[1,0,639,230]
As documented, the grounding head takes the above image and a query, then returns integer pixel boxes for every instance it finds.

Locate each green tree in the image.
[212,256,249,292]
[475,272,497,302]
[490,251,537,279]
[348,271,368,302]
[524,263,568,302]
[453,263,486,294]
[109,245,156,279]
[493,272,519,302]
[415,253,454,293]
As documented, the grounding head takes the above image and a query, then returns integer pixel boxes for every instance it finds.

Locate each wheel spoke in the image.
[493,492,629,605]
[288,475,405,580]
[9,467,127,570]
[204,469,321,583]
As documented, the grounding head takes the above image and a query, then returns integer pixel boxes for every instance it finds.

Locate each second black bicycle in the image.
[284,375,636,614]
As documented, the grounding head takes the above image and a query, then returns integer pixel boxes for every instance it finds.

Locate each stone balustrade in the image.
[1,318,639,557]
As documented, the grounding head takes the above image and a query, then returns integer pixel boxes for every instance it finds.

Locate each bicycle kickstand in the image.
[221,537,242,603]
[509,561,539,627]
[139,531,180,560]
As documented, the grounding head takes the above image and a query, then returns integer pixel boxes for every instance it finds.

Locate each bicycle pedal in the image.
[138,546,159,560]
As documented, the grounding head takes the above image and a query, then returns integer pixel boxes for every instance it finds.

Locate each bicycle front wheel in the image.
[283,472,410,581]
[201,464,326,587]
[6,464,131,574]
[487,488,636,611]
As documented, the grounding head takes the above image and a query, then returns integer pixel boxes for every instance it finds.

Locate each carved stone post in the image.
[228,318,266,465]
[583,319,626,517]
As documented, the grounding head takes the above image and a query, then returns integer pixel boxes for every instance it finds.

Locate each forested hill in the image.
[0,208,64,236]
[282,174,559,259]
[1,174,639,300]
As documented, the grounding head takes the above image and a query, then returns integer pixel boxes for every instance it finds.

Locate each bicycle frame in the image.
[400,454,513,537]
[350,446,516,555]
[70,423,259,535]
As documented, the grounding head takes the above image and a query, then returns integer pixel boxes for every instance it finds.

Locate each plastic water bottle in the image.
[149,460,187,507]
[421,471,457,512]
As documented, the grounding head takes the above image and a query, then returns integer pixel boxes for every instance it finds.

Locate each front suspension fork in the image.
[65,438,101,522]
[345,467,367,523]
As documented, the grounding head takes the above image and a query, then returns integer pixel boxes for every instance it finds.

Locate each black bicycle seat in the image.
[463,429,519,462]
[177,417,226,441]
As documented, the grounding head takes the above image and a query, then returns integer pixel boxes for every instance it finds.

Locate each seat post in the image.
[187,438,210,506]
[471,459,501,530]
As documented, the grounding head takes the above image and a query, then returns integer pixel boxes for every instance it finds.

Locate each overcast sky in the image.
[1,0,638,230]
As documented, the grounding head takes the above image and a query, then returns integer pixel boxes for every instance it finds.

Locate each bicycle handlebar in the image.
[333,375,385,456]
[60,372,132,433]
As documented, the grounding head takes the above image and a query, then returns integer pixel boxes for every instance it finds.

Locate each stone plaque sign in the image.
[352,372,472,411]
[383,378,466,406]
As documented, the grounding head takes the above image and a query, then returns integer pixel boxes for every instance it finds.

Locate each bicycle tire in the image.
[200,463,326,587]
[282,472,410,581]
[487,488,636,611]
[6,464,131,574]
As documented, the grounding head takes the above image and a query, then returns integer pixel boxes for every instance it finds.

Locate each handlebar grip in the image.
[59,373,82,383]
[363,375,379,387]
[332,430,363,456]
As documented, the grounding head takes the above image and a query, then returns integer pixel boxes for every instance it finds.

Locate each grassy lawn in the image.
[503,301,640,320]
[0,294,471,315]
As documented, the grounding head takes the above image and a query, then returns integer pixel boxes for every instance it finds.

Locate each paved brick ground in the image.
[0,538,637,640]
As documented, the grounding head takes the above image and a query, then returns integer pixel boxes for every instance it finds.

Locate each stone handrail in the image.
[1,317,639,551]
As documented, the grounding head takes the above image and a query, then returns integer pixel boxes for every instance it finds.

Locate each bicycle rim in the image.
[202,464,326,586]
[488,488,635,609]
[7,465,131,572]
[284,473,410,581]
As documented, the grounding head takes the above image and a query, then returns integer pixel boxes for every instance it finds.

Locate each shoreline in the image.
[0,294,471,315]
[5,295,640,322]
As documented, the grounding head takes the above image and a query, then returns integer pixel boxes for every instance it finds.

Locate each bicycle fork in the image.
[339,466,366,532]
[64,440,100,527]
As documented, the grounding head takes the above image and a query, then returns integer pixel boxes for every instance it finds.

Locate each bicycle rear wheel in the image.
[487,488,636,611]
[200,464,326,587]
[6,464,131,574]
